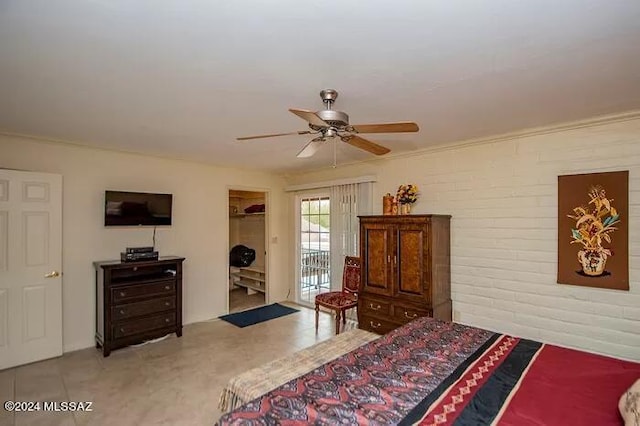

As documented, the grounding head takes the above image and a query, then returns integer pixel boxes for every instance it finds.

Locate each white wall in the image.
[286,116,640,361]
[0,134,290,352]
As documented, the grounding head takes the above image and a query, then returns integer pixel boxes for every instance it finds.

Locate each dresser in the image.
[94,256,185,356]
[358,215,451,334]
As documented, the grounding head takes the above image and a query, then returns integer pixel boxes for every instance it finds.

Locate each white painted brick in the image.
[495,239,552,251]
[596,316,640,335]
[624,307,640,321]
[586,291,640,307]
[454,247,517,260]
[486,287,516,301]
[490,279,566,297]
[453,293,494,307]
[593,303,625,319]
[515,293,595,313]
[515,250,555,262]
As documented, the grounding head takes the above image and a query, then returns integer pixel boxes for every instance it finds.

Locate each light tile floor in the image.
[0,303,339,426]
[228,288,265,313]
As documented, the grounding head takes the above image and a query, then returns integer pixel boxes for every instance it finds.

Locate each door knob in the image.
[44,271,60,278]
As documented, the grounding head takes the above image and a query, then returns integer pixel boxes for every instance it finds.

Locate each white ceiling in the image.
[1,0,639,173]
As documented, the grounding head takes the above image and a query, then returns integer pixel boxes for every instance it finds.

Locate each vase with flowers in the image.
[396,184,419,214]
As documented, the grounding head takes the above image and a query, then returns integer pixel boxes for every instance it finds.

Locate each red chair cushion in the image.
[315,291,357,309]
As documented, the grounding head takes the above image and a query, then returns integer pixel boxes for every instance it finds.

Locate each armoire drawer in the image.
[359,297,392,317]
[114,313,176,338]
[391,303,431,324]
[358,314,398,335]
[111,280,175,303]
[111,296,176,321]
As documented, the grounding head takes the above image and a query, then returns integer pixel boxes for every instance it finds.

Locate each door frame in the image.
[294,190,331,308]
[225,185,270,314]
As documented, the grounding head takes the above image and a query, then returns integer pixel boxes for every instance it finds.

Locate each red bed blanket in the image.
[217,318,640,425]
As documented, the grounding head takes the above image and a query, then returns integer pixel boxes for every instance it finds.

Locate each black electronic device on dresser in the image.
[121,246,159,262]
[94,256,185,356]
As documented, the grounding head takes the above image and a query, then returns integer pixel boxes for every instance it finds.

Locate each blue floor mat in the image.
[219,303,299,328]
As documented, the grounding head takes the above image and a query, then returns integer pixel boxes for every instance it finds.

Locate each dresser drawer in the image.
[391,303,431,324]
[114,313,176,338]
[359,314,398,335]
[112,297,176,321]
[359,297,392,317]
[111,280,175,303]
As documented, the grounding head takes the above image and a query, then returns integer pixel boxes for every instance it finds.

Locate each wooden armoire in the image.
[357,215,451,334]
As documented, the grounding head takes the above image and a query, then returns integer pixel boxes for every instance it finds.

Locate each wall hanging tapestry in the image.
[557,170,629,290]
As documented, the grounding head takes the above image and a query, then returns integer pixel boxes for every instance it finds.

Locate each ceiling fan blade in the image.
[237,130,312,141]
[351,122,419,134]
[289,108,329,127]
[342,135,390,156]
[296,138,324,158]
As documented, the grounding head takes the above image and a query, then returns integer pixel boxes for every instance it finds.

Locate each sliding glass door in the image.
[297,195,331,305]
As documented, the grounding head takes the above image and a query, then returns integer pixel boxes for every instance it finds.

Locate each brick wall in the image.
[287,116,640,360]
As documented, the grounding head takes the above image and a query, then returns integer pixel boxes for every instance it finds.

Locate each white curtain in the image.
[329,182,373,290]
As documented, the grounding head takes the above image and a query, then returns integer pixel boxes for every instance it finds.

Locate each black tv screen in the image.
[104,191,172,226]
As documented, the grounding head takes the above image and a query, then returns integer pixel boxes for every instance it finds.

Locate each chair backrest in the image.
[342,256,361,295]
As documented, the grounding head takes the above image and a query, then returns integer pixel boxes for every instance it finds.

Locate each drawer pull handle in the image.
[120,328,125,333]
[404,311,418,319]
[369,303,381,311]
[119,291,126,297]
[165,302,170,306]
[164,285,170,290]
[133,267,138,271]
[120,309,125,315]
[165,318,170,323]
[370,321,381,329]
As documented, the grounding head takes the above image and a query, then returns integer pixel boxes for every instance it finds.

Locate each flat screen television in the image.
[104,191,173,226]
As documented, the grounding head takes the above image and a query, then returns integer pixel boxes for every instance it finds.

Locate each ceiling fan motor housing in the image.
[311,109,349,129]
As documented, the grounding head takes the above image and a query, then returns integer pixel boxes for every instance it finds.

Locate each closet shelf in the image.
[229,212,265,218]
[230,267,266,293]
[233,280,265,293]
[233,272,265,283]
[239,266,265,274]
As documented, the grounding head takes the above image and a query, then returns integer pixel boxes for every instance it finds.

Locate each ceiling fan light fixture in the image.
[324,127,338,138]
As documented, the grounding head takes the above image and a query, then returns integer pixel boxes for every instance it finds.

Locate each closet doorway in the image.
[227,189,268,313]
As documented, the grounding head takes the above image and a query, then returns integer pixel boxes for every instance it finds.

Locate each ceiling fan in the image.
[237,89,419,158]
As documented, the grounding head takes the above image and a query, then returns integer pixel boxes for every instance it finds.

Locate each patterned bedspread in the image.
[217,317,640,425]
[218,328,379,413]
[217,318,494,425]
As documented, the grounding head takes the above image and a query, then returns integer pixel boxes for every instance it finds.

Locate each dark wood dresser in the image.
[358,215,451,334]
[94,256,185,356]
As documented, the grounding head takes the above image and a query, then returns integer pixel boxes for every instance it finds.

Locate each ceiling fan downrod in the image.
[320,89,338,110]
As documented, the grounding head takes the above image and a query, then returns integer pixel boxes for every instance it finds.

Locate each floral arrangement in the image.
[567,185,620,275]
[568,186,619,254]
[396,184,419,205]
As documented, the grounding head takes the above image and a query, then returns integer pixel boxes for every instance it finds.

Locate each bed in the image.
[218,328,379,413]
[217,317,640,425]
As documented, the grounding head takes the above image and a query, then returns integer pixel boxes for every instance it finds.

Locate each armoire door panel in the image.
[396,226,430,303]
[362,226,392,296]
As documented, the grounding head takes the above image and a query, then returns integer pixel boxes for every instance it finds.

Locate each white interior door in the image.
[0,170,63,369]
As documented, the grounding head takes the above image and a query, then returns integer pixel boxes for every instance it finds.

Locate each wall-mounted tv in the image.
[104,191,173,226]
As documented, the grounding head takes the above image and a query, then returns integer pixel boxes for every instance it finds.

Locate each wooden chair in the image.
[315,256,361,334]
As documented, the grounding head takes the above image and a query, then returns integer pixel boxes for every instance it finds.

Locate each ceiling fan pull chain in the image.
[333,139,338,168]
